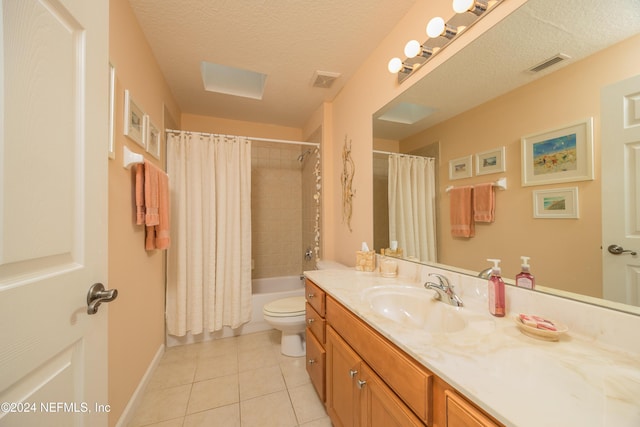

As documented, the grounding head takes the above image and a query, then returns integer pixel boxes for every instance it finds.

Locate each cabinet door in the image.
[327,327,362,427]
[306,327,326,402]
[445,390,500,427]
[359,364,425,427]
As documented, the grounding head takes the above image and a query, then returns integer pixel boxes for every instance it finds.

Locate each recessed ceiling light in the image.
[377,102,436,125]
[201,61,267,100]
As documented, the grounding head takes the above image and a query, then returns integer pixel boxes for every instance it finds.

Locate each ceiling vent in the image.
[311,70,341,88]
[527,53,571,73]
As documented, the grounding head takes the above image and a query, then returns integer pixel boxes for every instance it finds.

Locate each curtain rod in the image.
[373,150,434,160]
[165,128,319,147]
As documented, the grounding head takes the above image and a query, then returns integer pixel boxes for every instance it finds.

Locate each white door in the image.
[602,74,640,306]
[0,0,109,426]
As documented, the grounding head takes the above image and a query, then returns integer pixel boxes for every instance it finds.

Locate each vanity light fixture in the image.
[404,40,434,59]
[426,17,458,39]
[453,0,488,16]
[387,0,503,83]
[387,57,413,74]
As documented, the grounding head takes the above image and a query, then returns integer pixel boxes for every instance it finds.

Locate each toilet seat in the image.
[263,296,306,317]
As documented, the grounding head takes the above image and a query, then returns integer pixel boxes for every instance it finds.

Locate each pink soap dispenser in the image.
[486,259,505,317]
[515,256,535,290]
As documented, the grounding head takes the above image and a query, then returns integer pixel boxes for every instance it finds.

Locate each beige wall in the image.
[399,34,640,298]
[108,0,181,424]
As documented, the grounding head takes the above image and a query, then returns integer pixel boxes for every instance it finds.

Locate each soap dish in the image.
[514,315,568,341]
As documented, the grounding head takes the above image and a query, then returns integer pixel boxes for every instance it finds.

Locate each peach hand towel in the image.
[135,164,145,225]
[144,160,160,226]
[474,182,495,223]
[450,186,475,238]
[147,169,171,250]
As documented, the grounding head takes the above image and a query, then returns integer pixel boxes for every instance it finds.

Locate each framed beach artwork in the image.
[145,115,161,159]
[449,155,473,180]
[533,187,579,218]
[521,118,594,186]
[476,146,506,176]
[124,89,145,147]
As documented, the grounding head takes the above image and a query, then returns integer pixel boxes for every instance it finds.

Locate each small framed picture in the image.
[449,155,473,180]
[124,89,145,147]
[108,64,116,159]
[521,118,594,187]
[533,187,579,219]
[145,115,161,159]
[476,146,505,176]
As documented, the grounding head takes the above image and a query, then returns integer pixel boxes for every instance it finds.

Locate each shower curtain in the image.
[166,131,252,336]
[388,154,437,263]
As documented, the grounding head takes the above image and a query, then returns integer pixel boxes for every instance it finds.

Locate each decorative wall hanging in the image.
[145,115,161,159]
[476,146,506,176]
[124,89,145,147]
[521,118,594,187]
[341,135,355,232]
[533,187,579,219]
[448,155,473,180]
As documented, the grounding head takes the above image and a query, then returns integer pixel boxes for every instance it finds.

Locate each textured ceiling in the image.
[374,0,640,140]
[128,0,416,129]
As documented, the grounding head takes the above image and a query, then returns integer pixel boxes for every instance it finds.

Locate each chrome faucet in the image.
[424,273,463,307]
[477,267,493,279]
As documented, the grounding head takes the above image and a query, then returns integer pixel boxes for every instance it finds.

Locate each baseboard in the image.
[115,343,165,427]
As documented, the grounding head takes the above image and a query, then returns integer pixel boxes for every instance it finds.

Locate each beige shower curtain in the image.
[388,154,437,263]
[166,131,252,336]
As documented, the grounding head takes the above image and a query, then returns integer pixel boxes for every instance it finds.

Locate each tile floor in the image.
[129,330,331,427]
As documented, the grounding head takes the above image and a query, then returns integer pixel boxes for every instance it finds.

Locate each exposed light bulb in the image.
[426,17,445,38]
[453,0,474,13]
[404,40,421,59]
[388,57,403,74]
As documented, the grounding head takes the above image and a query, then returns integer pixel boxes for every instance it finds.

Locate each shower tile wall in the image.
[252,142,303,279]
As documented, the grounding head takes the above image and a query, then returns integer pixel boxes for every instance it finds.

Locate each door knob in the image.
[87,283,118,315]
[607,244,637,256]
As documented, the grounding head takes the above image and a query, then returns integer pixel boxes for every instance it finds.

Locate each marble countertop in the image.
[304,268,640,427]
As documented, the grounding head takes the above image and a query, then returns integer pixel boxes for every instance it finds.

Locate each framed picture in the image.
[108,64,116,159]
[521,118,594,187]
[145,115,161,159]
[533,187,579,218]
[124,89,145,147]
[476,146,505,176]
[449,155,473,180]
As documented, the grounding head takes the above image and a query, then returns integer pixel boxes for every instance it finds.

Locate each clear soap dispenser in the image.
[515,256,535,290]
[486,259,505,317]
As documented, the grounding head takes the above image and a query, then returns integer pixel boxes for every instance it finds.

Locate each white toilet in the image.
[263,296,307,357]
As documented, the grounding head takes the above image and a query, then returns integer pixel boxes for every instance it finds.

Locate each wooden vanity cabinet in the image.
[305,279,326,402]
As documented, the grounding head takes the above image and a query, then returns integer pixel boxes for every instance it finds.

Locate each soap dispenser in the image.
[486,259,505,317]
[515,256,535,290]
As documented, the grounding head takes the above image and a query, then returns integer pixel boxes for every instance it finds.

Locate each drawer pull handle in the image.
[357,379,367,389]
[349,369,358,378]
[308,359,316,365]
[307,318,315,324]
[308,293,315,298]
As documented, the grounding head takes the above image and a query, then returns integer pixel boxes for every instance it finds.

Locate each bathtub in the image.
[166,275,305,347]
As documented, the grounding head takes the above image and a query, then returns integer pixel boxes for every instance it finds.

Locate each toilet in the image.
[263,296,307,357]
[263,260,350,357]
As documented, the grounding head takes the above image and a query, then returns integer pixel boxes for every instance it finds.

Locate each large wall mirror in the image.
[372,0,640,315]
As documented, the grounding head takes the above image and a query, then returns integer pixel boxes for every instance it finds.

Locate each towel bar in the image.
[123,146,144,169]
[445,177,507,193]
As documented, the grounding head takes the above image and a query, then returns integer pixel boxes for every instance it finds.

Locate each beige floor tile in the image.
[237,329,280,352]
[238,345,280,372]
[240,390,298,427]
[195,336,239,359]
[239,365,286,400]
[162,343,200,364]
[187,374,239,414]
[183,403,241,427]
[147,358,197,391]
[279,356,311,389]
[129,384,191,427]
[298,416,333,427]
[136,417,185,427]
[194,351,238,382]
[288,383,328,425]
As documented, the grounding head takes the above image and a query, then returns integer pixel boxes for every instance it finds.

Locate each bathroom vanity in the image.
[304,265,640,427]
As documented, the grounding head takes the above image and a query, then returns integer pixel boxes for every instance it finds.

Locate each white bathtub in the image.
[166,275,305,347]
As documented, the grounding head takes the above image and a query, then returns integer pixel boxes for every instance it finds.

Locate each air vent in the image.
[311,70,341,88]
[527,53,570,73]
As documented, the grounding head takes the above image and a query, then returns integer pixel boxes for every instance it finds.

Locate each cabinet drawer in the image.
[445,390,500,427]
[306,327,326,402]
[306,302,326,344]
[327,296,432,425]
[305,279,326,317]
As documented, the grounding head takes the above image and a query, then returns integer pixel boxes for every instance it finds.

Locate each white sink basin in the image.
[362,285,467,333]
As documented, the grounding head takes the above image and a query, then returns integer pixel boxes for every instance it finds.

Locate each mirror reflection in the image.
[372,0,640,314]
